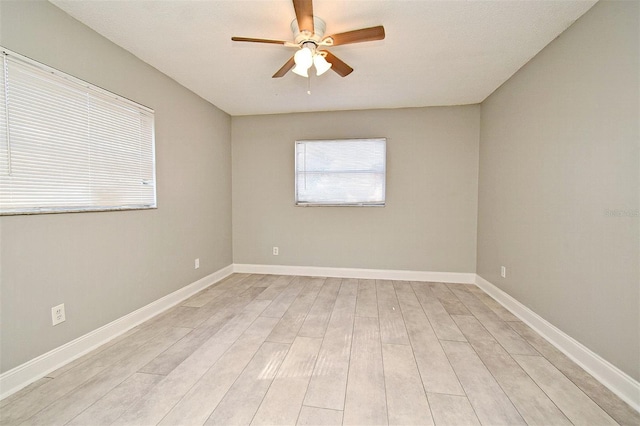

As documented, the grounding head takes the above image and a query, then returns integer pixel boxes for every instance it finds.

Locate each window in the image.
[295,138,386,206]
[0,48,156,215]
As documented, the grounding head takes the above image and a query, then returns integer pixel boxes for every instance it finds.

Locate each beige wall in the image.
[0,1,232,372]
[2,0,637,391]
[477,0,639,380]
[232,106,480,272]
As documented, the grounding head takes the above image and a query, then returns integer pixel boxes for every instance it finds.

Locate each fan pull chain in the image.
[307,75,311,95]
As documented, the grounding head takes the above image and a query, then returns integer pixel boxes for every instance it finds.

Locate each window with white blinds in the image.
[0,49,156,215]
[295,138,386,206]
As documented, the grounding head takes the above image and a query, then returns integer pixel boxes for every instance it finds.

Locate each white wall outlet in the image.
[194,258,200,269]
[272,246,279,256]
[52,303,66,326]
[501,266,507,278]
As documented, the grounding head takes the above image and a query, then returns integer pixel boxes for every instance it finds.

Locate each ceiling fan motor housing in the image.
[291,16,327,45]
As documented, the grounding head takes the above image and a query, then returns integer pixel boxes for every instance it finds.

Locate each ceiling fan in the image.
[231,0,385,78]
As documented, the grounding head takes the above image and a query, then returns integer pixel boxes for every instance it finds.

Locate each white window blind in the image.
[295,138,386,206]
[0,49,156,215]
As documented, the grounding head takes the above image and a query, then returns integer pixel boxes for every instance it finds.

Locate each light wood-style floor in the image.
[1,274,638,425]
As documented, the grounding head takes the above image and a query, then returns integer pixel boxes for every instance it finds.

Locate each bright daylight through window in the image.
[0,48,156,215]
[295,138,386,206]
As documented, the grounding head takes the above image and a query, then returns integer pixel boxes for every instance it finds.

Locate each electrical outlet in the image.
[52,303,66,326]
[195,258,200,269]
[501,266,507,278]
[272,246,279,256]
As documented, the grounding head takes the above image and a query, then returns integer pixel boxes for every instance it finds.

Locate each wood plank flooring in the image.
[1,274,638,425]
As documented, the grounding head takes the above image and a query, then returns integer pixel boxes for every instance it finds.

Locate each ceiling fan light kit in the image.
[313,53,332,76]
[292,46,313,77]
[292,41,332,77]
[231,0,385,79]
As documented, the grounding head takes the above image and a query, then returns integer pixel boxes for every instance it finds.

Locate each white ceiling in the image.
[50,0,597,116]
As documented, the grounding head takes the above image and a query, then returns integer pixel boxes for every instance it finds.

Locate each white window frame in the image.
[295,138,386,207]
[0,47,156,215]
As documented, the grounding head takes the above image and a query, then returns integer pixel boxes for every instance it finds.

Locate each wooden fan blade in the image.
[272,56,296,78]
[323,51,354,77]
[323,26,385,46]
[231,36,288,45]
[293,0,314,34]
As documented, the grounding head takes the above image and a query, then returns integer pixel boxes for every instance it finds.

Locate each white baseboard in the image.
[233,263,476,284]
[4,264,636,413]
[475,274,640,412]
[0,264,234,401]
